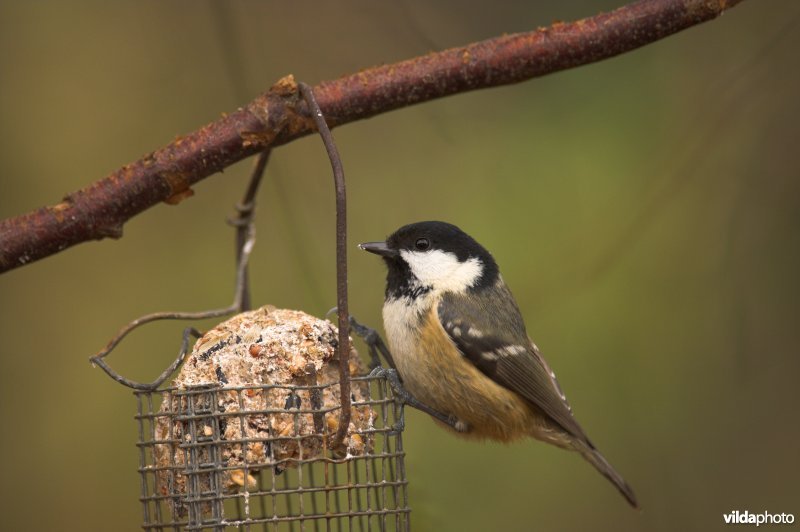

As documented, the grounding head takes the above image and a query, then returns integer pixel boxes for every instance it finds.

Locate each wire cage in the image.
[134,374,410,531]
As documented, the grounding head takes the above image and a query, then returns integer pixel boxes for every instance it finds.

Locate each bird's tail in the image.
[575,442,639,508]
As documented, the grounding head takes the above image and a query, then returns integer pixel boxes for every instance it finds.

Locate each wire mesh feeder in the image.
[135,377,408,531]
[132,307,410,531]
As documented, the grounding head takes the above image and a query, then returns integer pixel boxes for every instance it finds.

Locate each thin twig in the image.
[88,150,270,388]
[231,149,271,311]
[297,82,351,450]
[0,0,746,273]
[91,327,203,391]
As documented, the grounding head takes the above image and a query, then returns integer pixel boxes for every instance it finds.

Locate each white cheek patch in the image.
[399,249,483,293]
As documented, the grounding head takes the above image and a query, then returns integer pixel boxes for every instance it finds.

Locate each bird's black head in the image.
[359,221,499,299]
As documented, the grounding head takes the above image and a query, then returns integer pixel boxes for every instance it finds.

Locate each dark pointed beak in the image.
[358,241,399,258]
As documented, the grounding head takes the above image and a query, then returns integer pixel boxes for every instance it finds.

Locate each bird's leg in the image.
[368,366,467,433]
[347,315,396,370]
[346,315,468,433]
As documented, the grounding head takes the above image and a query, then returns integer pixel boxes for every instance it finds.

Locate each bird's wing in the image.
[437,283,591,444]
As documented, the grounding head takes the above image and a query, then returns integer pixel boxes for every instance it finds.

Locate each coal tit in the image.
[359,220,637,507]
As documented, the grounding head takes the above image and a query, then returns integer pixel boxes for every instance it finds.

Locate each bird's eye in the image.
[415,238,430,251]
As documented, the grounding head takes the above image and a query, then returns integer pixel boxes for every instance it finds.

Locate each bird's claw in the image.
[452,418,470,433]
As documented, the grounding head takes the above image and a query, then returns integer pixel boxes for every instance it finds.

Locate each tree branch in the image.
[0,0,744,273]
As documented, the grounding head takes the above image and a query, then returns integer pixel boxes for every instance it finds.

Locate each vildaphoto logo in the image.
[723,510,795,526]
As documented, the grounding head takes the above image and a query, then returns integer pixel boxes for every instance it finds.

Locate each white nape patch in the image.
[399,249,483,293]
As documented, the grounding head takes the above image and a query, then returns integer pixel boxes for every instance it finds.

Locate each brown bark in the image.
[0,0,744,273]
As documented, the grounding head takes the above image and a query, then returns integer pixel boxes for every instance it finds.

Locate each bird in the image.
[358,220,637,508]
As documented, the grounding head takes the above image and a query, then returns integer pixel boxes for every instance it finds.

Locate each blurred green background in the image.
[1,1,798,530]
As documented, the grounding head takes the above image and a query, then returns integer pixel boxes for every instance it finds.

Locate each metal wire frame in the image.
[135,374,410,532]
